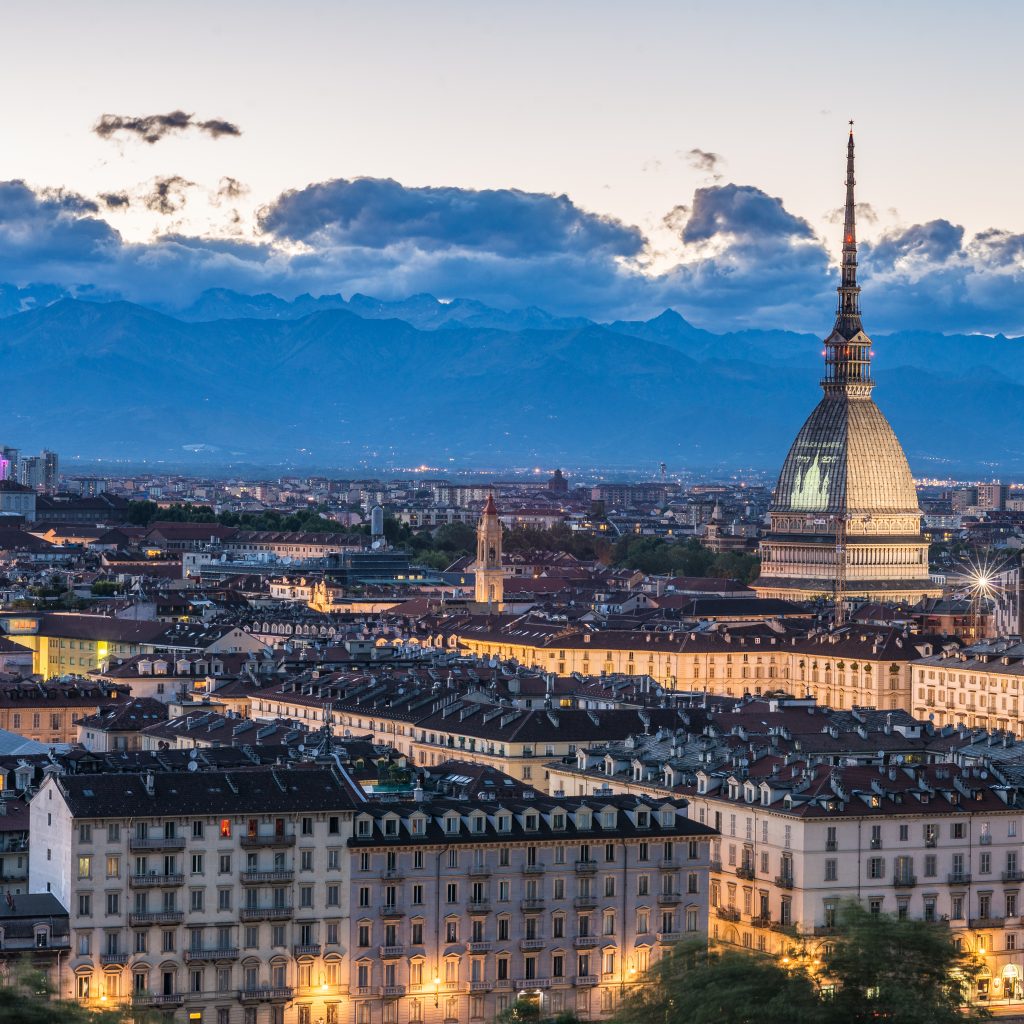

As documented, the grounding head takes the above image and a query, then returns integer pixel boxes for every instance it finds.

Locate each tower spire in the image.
[822,122,872,393]
[836,120,862,339]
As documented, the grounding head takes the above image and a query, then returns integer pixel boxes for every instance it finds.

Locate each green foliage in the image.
[613,906,990,1024]
[127,501,342,533]
[90,580,122,596]
[823,901,989,1024]
[612,535,761,583]
[613,940,822,1024]
[0,959,129,1023]
[494,997,581,1024]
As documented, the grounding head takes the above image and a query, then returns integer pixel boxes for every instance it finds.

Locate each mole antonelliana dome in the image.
[753,128,940,605]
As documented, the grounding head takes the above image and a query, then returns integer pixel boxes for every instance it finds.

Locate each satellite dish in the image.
[189,749,198,760]
[980,770,989,779]
[187,761,198,772]
[895,755,904,765]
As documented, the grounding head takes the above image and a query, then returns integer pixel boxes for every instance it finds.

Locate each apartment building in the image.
[344,794,714,1023]
[29,766,361,1023]
[912,638,1024,733]
[441,619,936,714]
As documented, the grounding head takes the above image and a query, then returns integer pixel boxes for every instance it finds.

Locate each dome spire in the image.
[822,122,872,393]
[836,120,862,338]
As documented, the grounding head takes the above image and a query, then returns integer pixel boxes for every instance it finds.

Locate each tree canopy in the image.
[612,905,989,1024]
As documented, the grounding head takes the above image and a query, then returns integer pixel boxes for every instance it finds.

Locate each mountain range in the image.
[1,285,1021,473]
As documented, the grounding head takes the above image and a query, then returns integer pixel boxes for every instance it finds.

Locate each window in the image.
[78,856,92,879]
[106,893,119,916]
[951,822,965,839]
[78,893,92,917]
[867,857,885,880]
[825,859,837,882]
[219,819,231,838]
[192,853,204,874]
[79,824,92,843]
[301,850,314,871]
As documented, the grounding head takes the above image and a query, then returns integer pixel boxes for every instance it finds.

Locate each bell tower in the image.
[474,494,503,608]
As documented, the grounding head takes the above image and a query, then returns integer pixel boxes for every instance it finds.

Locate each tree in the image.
[495,996,581,1024]
[612,940,823,1024]
[823,902,989,1024]
[0,959,129,1023]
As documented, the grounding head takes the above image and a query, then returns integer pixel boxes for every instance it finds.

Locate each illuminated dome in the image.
[753,128,940,606]
[773,393,921,518]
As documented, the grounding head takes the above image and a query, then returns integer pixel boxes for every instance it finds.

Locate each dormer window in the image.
[444,816,459,834]
[497,815,511,832]
[602,811,616,829]
[384,818,399,836]
[471,816,485,833]
[553,813,566,831]
[637,811,650,828]
[525,813,539,831]
[357,818,372,837]
[411,818,425,835]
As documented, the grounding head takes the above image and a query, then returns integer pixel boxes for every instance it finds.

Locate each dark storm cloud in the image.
[678,184,815,245]
[686,148,723,174]
[93,111,242,144]
[143,176,196,215]
[258,178,644,258]
[100,192,131,210]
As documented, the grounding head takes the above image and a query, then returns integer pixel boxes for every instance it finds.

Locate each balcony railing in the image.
[294,944,321,957]
[716,907,740,922]
[100,953,130,965]
[239,905,293,921]
[825,840,838,852]
[893,875,917,888]
[521,899,545,912]
[969,917,1004,930]
[129,873,184,888]
[869,837,882,850]
[948,872,972,885]
[709,858,723,872]
[129,836,185,852]
[750,915,771,928]
[468,942,492,953]
[1003,870,1024,882]
[574,896,598,910]
[468,866,491,878]
[574,861,597,874]
[980,834,993,846]
[128,911,183,926]
[184,948,239,962]
[513,978,550,989]
[574,976,598,987]
[240,834,296,849]
[656,931,682,944]
[775,875,795,890]
[520,939,546,951]
[573,936,598,949]
[132,993,184,1007]
[469,980,493,992]
[382,985,406,998]
[736,865,755,881]
[380,945,406,958]
[238,987,294,1002]
[380,905,405,918]
[522,864,545,875]
[240,870,294,884]
[468,900,491,914]
[657,892,682,906]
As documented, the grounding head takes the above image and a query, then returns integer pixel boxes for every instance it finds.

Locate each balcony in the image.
[238,987,294,1002]
[775,875,795,890]
[574,861,597,874]
[893,875,917,889]
[716,907,740,922]
[574,896,598,910]
[658,859,677,870]
[770,922,797,936]
[468,942,492,954]
[130,873,184,887]
[813,925,837,937]
[184,948,239,962]
[736,865,755,881]
[869,837,883,850]
[380,868,405,882]
[294,944,321,957]
[380,905,405,918]
[656,932,682,944]
[521,899,545,912]
[709,858,723,872]
[520,938,546,952]
[129,836,185,852]
[573,936,598,949]
[382,985,406,998]
[574,976,598,987]
[468,865,491,878]
[240,870,294,885]
[969,917,1005,930]
[522,863,545,875]
[132,994,184,1007]
[750,915,772,928]
[239,905,293,922]
[100,953,130,965]
[514,978,550,989]
[1003,870,1024,882]
[128,910,184,926]
[825,840,838,852]
[657,892,682,906]
[469,980,493,993]
[980,834,993,846]
[240,834,296,849]
[468,900,491,914]
[948,872,972,885]
[380,945,406,958]
[925,836,937,848]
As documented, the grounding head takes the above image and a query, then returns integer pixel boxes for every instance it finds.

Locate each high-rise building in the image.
[977,482,1008,512]
[474,494,504,607]
[42,449,59,492]
[0,447,19,483]
[754,129,940,605]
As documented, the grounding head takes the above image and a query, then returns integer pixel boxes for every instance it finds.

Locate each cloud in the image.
[685,148,724,175]
[2,174,1024,335]
[824,202,878,225]
[93,111,242,144]
[99,191,131,210]
[217,177,249,201]
[143,176,196,215]
[258,177,644,258]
